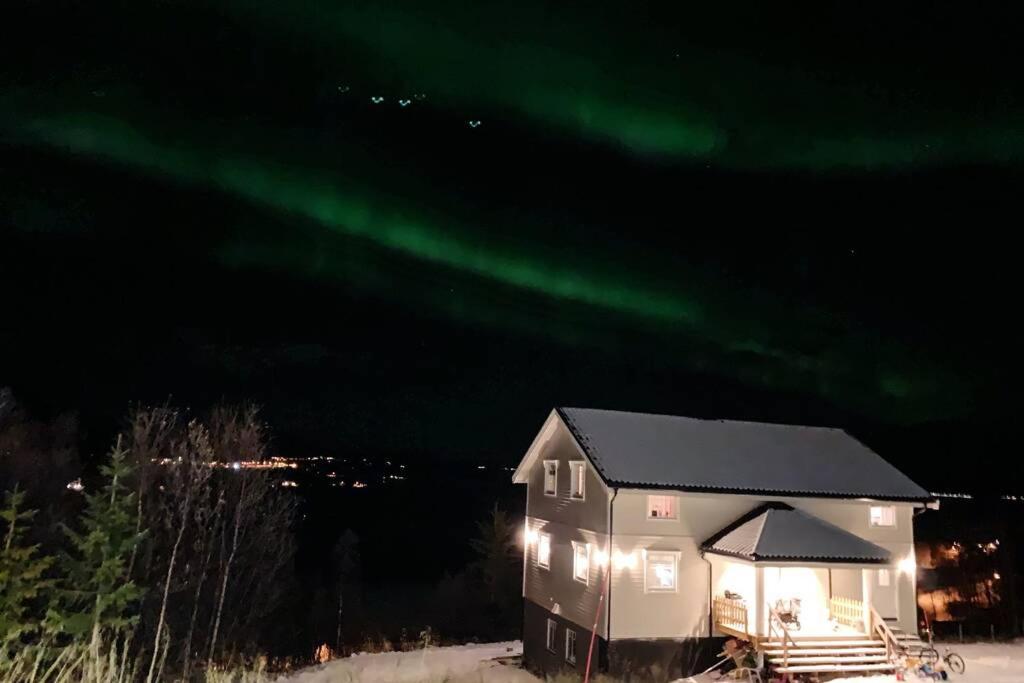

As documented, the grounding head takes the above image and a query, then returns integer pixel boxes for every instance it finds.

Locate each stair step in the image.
[762,639,882,648]
[763,647,887,656]
[769,655,889,665]
[774,663,896,674]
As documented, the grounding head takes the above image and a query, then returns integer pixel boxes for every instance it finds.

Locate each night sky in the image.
[2,2,1021,492]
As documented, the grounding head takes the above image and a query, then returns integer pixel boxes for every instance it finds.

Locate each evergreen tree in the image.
[470,503,522,637]
[50,438,146,641]
[0,487,54,649]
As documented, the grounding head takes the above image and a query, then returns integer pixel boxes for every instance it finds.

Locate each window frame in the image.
[546,618,557,653]
[536,532,551,570]
[565,628,577,664]
[543,460,559,497]
[642,549,680,594]
[568,460,586,501]
[572,541,591,585]
[870,505,897,528]
[646,494,678,520]
[878,568,891,587]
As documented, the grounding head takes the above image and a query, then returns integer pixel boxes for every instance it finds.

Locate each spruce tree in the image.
[0,486,54,649]
[50,438,146,641]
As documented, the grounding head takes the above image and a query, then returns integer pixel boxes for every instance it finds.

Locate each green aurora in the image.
[3,0,1011,423]
[12,110,964,419]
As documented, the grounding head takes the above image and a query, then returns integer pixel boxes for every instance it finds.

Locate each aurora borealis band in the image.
[1,0,1020,464]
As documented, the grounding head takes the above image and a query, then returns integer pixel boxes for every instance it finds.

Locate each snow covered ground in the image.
[831,641,1024,683]
[280,639,1024,683]
[278,641,533,683]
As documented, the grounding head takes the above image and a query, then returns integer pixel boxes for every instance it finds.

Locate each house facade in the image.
[513,408,936,680]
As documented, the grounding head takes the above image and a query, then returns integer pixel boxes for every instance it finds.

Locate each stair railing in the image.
[767,603,798,676]
[869,604,902,663]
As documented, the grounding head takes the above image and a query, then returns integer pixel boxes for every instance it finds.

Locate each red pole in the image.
[583,555,612,683]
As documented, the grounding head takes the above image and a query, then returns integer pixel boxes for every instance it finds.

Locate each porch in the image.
[709,563,891,639]
[702,503,906,676]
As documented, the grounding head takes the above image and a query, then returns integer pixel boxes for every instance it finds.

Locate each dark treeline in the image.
[0,388,524,681]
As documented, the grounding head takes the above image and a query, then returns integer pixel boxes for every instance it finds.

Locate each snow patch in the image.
[282,639,1024,683]
[279,641,534,683]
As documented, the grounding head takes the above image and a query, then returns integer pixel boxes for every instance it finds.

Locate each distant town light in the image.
[232,462,241,471]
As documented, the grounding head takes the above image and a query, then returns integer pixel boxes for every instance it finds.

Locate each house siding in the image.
[523,421,611,636]
[525,423,609,533]
[609,491,920,639]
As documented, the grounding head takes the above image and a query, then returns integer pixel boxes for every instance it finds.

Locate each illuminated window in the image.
[543,460,558,496]
[644,551,679,593]
[647,495,677,519]
[537,533,551,569]
[546,619,557,652]
[870,506,896,528]
[569,461,585,500]
[565,629,577,664]
[878,569,891,586]
[572,541,590,584]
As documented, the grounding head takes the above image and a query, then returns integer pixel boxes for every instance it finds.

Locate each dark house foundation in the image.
[523,599,725,681]
[523,598,605,677]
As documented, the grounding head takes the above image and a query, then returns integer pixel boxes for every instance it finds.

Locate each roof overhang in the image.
[511,409,561,484]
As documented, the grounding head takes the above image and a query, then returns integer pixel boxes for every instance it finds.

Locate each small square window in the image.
[537,533,551,569]
[572,541,590,584]
[647,495,677,519]
[546,619,557,652]
[543,460,558,496]
[870,506,896,528]
[565,629,577,664]
[569,461,585,500]
[878,568,891,587]
[644,551,678,593]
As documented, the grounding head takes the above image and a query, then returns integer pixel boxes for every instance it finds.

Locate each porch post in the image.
[754,565,765,637]
[861,568,874,633]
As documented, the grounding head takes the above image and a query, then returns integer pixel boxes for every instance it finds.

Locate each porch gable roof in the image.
[702,503,891,564]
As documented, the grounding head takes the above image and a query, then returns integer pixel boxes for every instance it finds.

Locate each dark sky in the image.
[2,1,1021,492]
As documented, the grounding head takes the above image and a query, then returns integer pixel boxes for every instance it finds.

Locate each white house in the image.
[513,407,936,680]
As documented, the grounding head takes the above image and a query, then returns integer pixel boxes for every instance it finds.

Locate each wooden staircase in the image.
[762,633,896,676]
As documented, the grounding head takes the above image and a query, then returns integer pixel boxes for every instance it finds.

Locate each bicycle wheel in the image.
[919,647,940,664]
[945,653,965,674]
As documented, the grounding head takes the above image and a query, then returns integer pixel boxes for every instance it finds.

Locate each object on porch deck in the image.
[771,598,801,631]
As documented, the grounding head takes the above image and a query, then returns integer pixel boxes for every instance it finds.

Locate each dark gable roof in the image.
[557,407,932,502]
[702,503,891,563]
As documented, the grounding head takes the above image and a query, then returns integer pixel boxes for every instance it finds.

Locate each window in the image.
[536,533,551,569]
[647,495,677,519]
[870,506,896,528]
[543,460,558,496]
[569,461,585,500]
[565,629,577,664]
[572,541,591,584]
[644,550,679,593]
[878,569,891,587]
[546,619,557,652]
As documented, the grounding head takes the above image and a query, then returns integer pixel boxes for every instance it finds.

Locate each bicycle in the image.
[939,647,966,675]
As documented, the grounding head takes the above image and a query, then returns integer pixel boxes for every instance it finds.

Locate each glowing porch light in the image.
[897,555,916,575]
[593,549,609,567]
[525,528,539,545]
[613,551,637,570]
